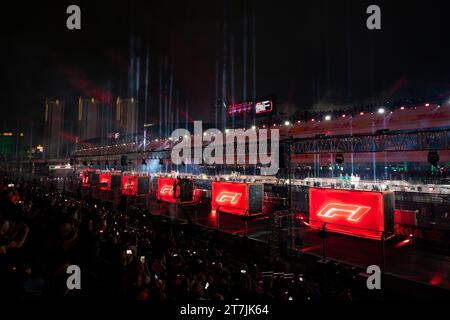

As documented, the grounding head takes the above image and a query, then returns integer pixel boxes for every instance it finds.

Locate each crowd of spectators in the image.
[0,176,366,301]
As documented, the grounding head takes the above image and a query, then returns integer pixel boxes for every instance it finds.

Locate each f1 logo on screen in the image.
[124,182,133,190]
[160,185,174,196]
[317,203,371,222]
[215,192,242,205]
[309,188,386,240]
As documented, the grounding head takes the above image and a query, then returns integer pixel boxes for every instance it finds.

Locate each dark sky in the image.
[1,0,449,133]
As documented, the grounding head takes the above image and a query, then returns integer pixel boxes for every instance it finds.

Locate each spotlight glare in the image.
[378,108,385,114]
[324,115,331,121]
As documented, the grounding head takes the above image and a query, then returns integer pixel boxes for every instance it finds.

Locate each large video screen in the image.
[309,188,393,240]
[211,181,263,215]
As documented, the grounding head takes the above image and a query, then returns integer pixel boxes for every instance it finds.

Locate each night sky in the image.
[1,0,449,136]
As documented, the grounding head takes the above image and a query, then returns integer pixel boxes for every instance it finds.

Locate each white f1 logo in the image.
[160,185,174,196]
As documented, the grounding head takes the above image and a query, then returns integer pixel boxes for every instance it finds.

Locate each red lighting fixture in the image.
[157,177,179,203]
[99,173,111,191]
[157,177,194,203]
[309,188,395,240]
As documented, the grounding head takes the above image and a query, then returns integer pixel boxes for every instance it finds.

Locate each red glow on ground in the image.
[99,173,111,191]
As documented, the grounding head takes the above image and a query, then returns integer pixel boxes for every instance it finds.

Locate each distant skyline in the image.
[1,0,449,136]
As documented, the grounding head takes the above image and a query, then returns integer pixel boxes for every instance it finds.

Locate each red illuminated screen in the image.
[99,173,111,191]
[122,175,138,196]
[309,188,385,240]
[211,182,249,215]
[157,177,179,203]
[227,100,273,116]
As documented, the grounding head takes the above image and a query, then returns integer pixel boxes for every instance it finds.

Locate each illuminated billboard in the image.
[255,100,273,114]
[309,188,394,240]
[211,181,263,215]
[137,176,150,195]
[82,170,90,187]
[157,177,194,203]
[226,99,274,116]
[122,175,138,196]
[99,173,111,191]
